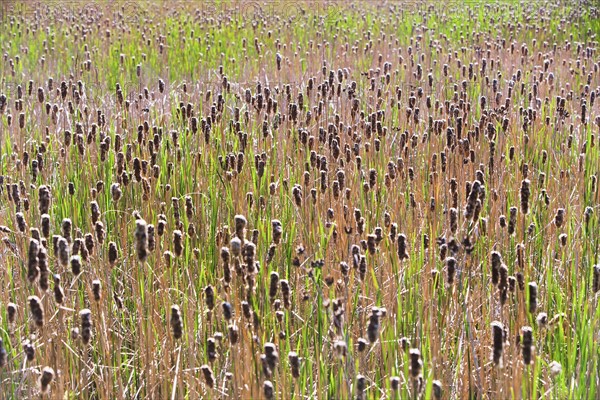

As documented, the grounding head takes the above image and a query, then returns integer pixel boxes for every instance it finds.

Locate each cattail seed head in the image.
[409,348,422,377]
[27,238,40,283]
[222,302,233,320]
[70,255,82,275]
[446,257,457,285]
[23,340,35,361]
[554,208,565,228]
[264,380,274,399]
[201,364,215,388]
[108,242,118,266]
[111,183,122,202]
[528,282,538,314]
[40,214,51,238]
[490,251,502,285]
[264,342,279,370]
[367,308,381,343]
[92,280,101,301]
[491,321,504,366]
[228,324,239,344]
[520,179,531,214]
[53,274,64,304]
[234,215,247,239]
[432,380,442,399]
[205,285,215,310]
[39,366,55,394]
[521,326,534,365]
[16,212,27,233]
[170,305,183,339]
[28,296,44,328]
[508,207,518,235]
[593,265,600,293]
[173,230,183,257]
[135,219,148,262]
[7,303,17,324]
[288,351,300,378]
[80,309,92,345]
[397,233,409,260]
[0,339,7,367]
[269,271,279,300]
[333,340,347,358]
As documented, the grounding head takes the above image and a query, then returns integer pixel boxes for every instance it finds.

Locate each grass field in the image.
[0,0,599,398]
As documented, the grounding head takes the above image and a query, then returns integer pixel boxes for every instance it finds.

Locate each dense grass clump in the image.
[0,0,599,398]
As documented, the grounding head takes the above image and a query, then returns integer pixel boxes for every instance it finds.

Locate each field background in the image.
[0,0,599,398]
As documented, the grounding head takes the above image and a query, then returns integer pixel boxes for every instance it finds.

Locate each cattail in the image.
[554,208,565,228]
[446,257,457,285]
[80,309,92,345]
[432,380,442,399]
[16,212,27,232]
[23,340,35,362]
[92,280,101,301]
[281,279,291,308]
[367,308,381,343]
[334,340,347,358]
[90,201,100,224]
[205,285,215,310]
[490,251,502,285]
[241,301,251,319]
[520,179,531,214]
[272,219,283,245]
[593,265,600,293]
[95,221,105,244]
[61,218,72,243]
[111,183,122,202]
[53,274,64,304]
[201,365,215,388]
[38,185,51,214]
[536,312,548,327]
[28,296,44,328]
[508,207,517,235]
[70,255,82,275]
[230,236,242,257]
[409,348,422,377]
[234,214,247,240]
[170,305,183,339]
[269,271,279,300]
[108,242,118,266]
[528,282,538,314]
[491,321,504,366]
[40,214,50,238]
[27,238,40,283]
[449,207,458,233]
[39,366,55,394]
[173,230,183,257]
[397,233,409,260]
[356,374,366,399]
[390,376,400,391]
[222,302,233,320]
[264,380,275,399]
[84,233,94,256]
[135,219,148,262]
[264,342,279,371]
[521,326,534,365]
[7,303,17,324]
[288,352,300,378]
[56,236,69,266]
[228,324,239,344]
[0,338,6,367]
